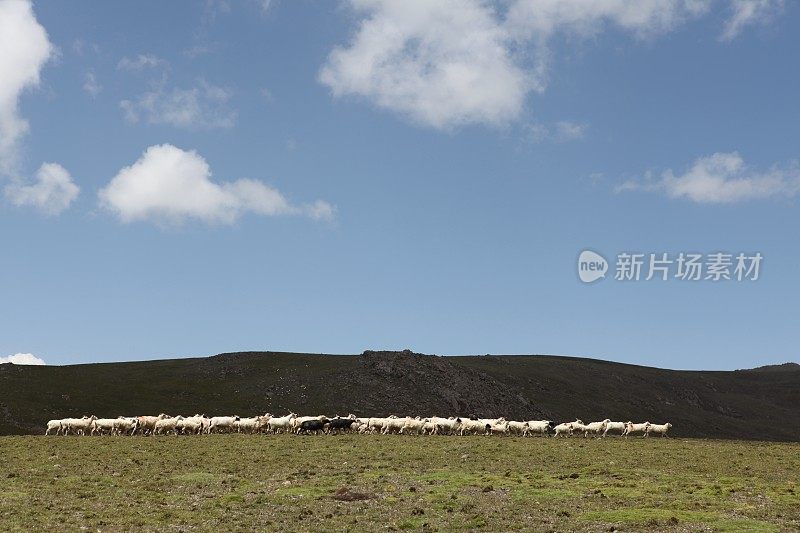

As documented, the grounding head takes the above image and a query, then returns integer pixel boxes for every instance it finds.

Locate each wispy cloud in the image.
[616,152,800,204]
[83,71,102,97]
[526,121,588,143]
[120,80,236,130]
[200,0,231,30]
[183,43,215,59]
[117,54,168,72]
[260,87,275,104]
[720,0,784,41]
[255,0,273,14]
[71,38,99,57]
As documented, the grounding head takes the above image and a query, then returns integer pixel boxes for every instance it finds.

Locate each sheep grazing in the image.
[42,412,674,440]
[90,418,118,436]
[429,416,460,435]
[602,421,627,437]
[327,417,359,435]
[506,421,529,435]
[45,419,65,436]
[136,414,168,436]
[208,416,239,434]
[62,416,97,436]
[267,413,297,434]
[553,422,574,438]
[524,420,552,436]
[233,417,262,434]
[113,417,139,436]
[154,416,184,435]
[624,421,651,437]
[583,419,611,438]
[399,417,426,435]
[569,419,589,437]
[645,422,672,438]
[458,419,485,436]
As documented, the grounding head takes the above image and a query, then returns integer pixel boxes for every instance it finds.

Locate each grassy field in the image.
[0,435,797,532]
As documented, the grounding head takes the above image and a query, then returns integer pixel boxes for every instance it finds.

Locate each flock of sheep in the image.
[45,414,673,438]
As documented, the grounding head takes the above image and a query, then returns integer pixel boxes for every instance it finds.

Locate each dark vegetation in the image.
[1,351,798,440]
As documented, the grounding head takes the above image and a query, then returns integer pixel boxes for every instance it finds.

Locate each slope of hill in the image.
[1,350,798,440]
[743,362,800,373]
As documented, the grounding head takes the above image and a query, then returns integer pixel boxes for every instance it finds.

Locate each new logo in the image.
[578,250,608,283]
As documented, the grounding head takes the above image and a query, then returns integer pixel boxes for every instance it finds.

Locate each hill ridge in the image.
[1,350,798,440]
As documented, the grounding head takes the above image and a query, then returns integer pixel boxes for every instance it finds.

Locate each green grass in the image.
[0,435,797,532]
[580,509,779,532]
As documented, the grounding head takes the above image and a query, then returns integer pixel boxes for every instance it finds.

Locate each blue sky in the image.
[0,0,797,369]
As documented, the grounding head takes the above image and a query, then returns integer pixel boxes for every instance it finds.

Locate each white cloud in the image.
[117,54,168,71]
[526,122,550,143]
[120,81,236,129]
[98,144,334,225]
[554,121,587,141]
[206,0,231,16]
[321,0,781,130]
[201,0,231,28]
[0,0,54,175]
[319,0,529,130]
[0,0,74,215]
[0,353,46,365]
[83,71,102,97]
[304,199,335,220]
[72,38,85,56]
[256,0,273,14]
[261,87,275,103]
[616,152,800,204]
[526,120,587,142]
[71,38,99,56]
[720,0,783,41]
[5,162,79,214]
[183,44,214,59]
[505,0,711,41]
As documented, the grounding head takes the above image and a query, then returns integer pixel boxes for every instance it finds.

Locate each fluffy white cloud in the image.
[120,81,236,129]
[617,152,800,204]
[0,353,46,365]
[0,0,54,175]
[117,54,168,71]
[321,0,779,130]
[720,0,783,41]
[98,144,334,224]
[319,0,529,130]
[5,162,79,214]
[0,1,75,214]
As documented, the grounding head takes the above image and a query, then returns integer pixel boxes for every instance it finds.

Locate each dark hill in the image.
[1,351,798,441]
[742,362,800,373]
